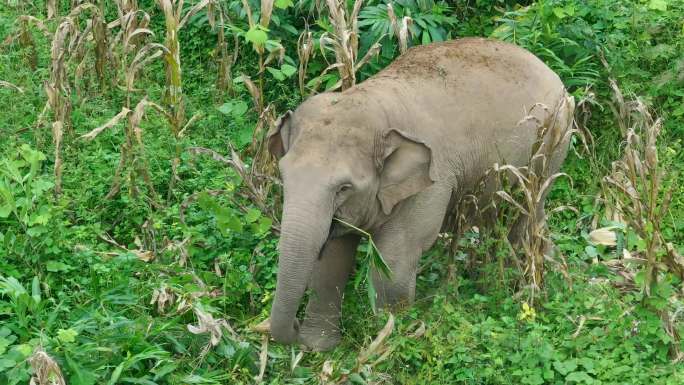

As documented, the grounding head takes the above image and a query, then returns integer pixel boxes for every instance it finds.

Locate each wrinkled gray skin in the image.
[266,38,575,351]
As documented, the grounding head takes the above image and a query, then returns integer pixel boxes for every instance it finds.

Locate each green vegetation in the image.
[1,0,683,384]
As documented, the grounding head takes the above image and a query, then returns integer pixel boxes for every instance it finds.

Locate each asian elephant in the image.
[265,38,575,351]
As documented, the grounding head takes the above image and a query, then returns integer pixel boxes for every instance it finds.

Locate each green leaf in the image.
[66,352,96,385]
[215,207,243,233]
[274,0,294,9]
[554,359,577,375]
[280,64,297,78]
[46,261,71,272]
[566,371,594,383]
[107,362,125,385]
[552,7,567,18]
[245,208,261,223]
[198,192,218,211]
[266,67,285,81]
[56,328,78,343]
[421,31,431,45]
[26,226,47,237]
[349,372,366,384]
[648,0,667,11]
[254,217,272,235]
[217,100,248,118]
[31,276,40,304]
[14,344,32,358]
[0,337,10,355]
[0,358,16,371]
[245,26,268,46]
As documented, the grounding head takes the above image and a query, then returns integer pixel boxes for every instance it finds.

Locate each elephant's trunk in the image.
[270,187,333,344]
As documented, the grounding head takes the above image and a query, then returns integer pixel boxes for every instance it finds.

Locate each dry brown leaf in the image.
[134,250,154,262]
[256,334,269,382]
[319,360,334,385]
[252,318,271,334]
[589,227,618,246]
[29,348,66,385]
[0,80,24,93]
[357,313,395,364]
[80,107,131,140]
[187,306,236,347]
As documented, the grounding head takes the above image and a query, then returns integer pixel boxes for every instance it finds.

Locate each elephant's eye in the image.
[337,183,352,194]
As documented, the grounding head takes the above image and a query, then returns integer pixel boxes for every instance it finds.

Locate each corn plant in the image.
[12,15,51,69]
[237,0,285,107]
[156,0,215,195]
[81,97,163,204]
[47,0,58,19]
[214,3,239,97]
[297,27,313,96]
[599,79,683,359]
[317,0,382,91]
[66,3,111,95]
[602,100,683,288]
[491,98,576,302]
[41,19,76,197]
[386,3,412,54]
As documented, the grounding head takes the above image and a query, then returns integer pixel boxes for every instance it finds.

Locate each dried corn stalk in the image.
[387,3,412,53]
[81,97,163,202]
[29,348,66,385]
[318,0,382,91]
[156,0,215,195]
[297,28,313,96]
[492,97,576,302]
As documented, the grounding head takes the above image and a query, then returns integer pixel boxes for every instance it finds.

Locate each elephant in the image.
[265,37,575,351]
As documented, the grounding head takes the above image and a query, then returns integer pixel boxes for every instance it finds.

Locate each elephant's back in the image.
[353,38,569,185]
[378,37,561,90]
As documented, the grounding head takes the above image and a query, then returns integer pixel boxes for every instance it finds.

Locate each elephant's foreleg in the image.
[371,185,452,309]
[299,234,360,351]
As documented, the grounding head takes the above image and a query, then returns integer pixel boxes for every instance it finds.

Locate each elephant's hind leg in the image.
[299,234,360,351]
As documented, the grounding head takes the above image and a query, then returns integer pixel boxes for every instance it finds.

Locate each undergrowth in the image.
[1,0,683,384]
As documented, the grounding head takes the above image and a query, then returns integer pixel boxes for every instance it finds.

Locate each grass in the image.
[1,0,684,384]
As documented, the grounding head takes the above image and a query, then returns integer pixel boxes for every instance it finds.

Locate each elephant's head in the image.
[265,93,435,344]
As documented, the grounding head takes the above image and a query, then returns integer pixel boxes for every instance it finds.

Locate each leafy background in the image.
[1,0,683,384]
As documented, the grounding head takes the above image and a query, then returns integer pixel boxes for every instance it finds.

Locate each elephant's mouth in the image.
[327,220,355,241]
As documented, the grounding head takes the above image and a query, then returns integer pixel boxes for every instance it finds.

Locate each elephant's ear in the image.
[375,129,435,215]
[267,110,293,159]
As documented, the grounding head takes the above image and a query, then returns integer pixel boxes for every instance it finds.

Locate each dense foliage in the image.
[1,0,683,384]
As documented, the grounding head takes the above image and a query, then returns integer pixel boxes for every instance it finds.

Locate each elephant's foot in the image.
[298,320,341,351]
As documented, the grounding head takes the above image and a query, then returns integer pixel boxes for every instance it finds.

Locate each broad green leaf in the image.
[552,7,567,18]
[198,192,219,211]
[280,64,297,78]
[245,208,261,223]
[245,26,268,46]
[648,0,667,11]
[46,261,71,272]
[0,337,9,355]
[566,371,593,383]
[217,100,248,117]
[14,344,32,357]
[0,358,15,371]
[274,0,294,9]
[254,217,272,235]
[216,207,243,233]
[266,67,285,81]
[56,328,78,343]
